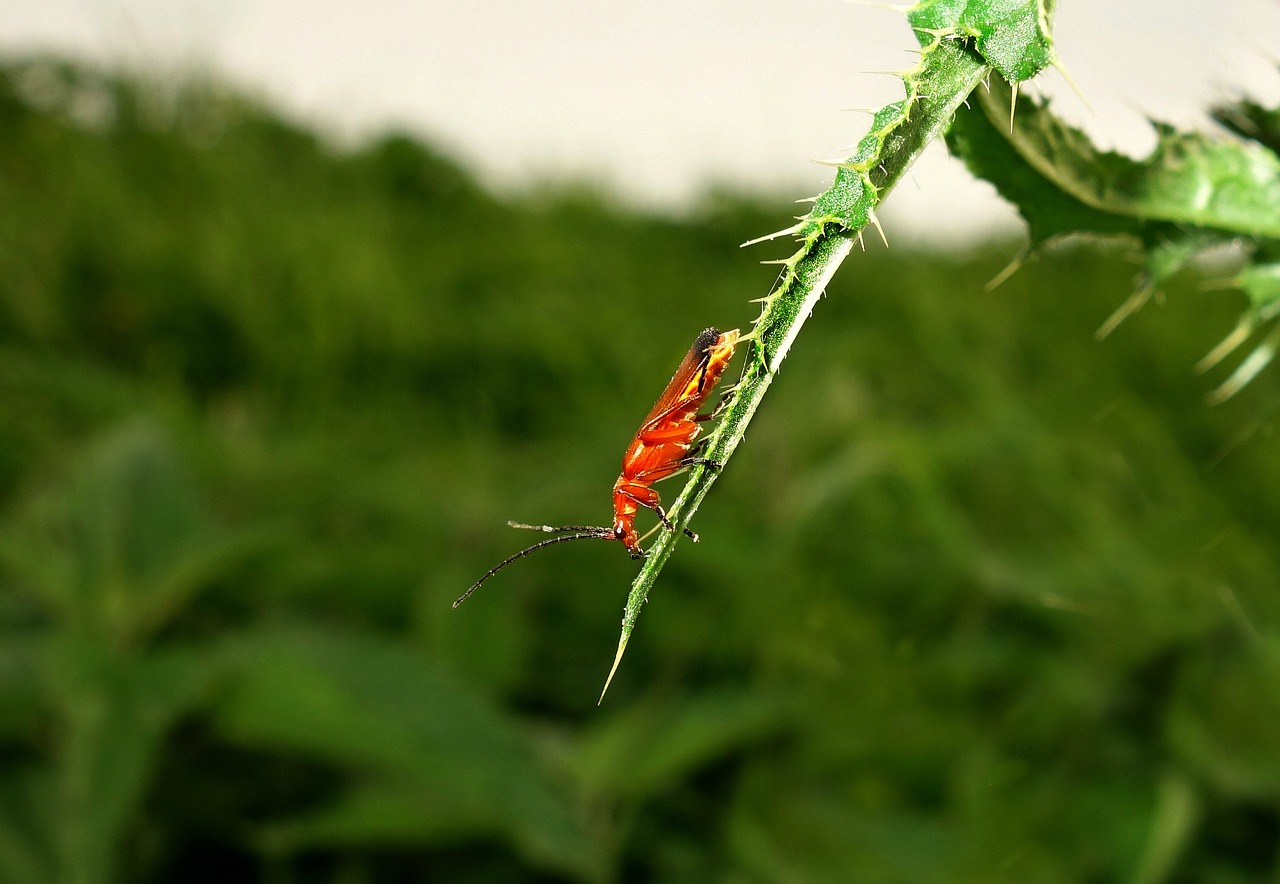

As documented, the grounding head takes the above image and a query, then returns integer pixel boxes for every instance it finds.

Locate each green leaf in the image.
[1168,637,1280,799]
[0,634,44,742]
[0,421,268,646]
[255,782,490,850]
[948,78,1280,397]
[729,783,965,883]
[1129,772,1199,884]
[948,79,1280,244]
[50,641,231,884]
[1212,95,1280,156]
[0,423,266,884]
[213,626,601,879]
[0,766,58,884]
[574,689,790,800]
[975,79,1280,238]
[1237,258,1280,315]
[907,0,1057,84]
[945,85,1152,247]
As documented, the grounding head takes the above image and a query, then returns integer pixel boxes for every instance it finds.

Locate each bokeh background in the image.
[2,2,1280,882]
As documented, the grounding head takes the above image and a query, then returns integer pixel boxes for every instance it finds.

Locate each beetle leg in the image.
[618,487,699,542]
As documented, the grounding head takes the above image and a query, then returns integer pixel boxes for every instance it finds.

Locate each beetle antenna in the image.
[508,521,611,534]
[454,529,615,608]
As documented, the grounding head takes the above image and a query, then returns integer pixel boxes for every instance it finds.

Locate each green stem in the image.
[600,38,993,701]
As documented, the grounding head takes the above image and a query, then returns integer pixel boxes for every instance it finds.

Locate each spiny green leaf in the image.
[1212,95,1280,156]
[1097,234,1216,340]
[945,89,1153,246]
[949,77,1280,397]
[601,0,1068,697]
[908,0,1056,84]
[970,79,1280,238]
[602,33,995,699]
[1238,259,1280,314]
[948,80,1280,246]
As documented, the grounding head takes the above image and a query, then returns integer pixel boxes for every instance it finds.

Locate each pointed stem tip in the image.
[598,633,630,704]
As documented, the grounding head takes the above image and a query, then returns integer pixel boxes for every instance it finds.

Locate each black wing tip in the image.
[694,327,720,357]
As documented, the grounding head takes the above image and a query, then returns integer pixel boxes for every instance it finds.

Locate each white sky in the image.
[2,0,1278,243]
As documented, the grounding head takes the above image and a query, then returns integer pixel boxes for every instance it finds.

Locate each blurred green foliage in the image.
[0,59,1278,883]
